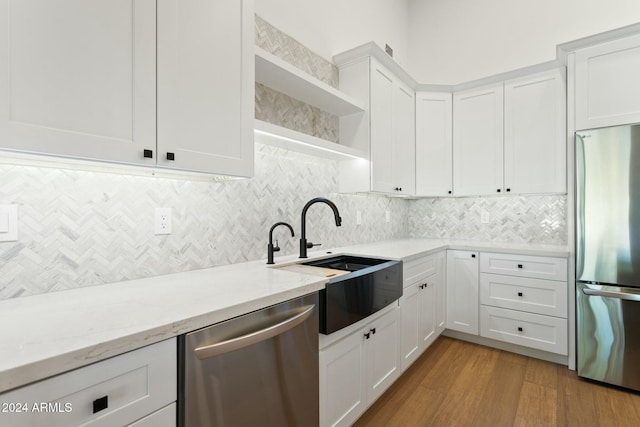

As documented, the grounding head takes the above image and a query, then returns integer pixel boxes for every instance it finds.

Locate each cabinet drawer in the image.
[480,252,567,281]
[127,403,175,427]
[0,339,176,427]
[404,254,437,287]
[480,273,567,318]
[480,306,567,355]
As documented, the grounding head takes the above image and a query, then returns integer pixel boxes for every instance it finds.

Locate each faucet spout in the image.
[299,197,342,258]
[267,222,295,264]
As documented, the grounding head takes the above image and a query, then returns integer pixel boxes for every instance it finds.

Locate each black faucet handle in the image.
[306,242,321,249]
[273,240,281,252]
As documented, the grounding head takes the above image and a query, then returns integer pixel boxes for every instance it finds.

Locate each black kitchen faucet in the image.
[299,197,342,258]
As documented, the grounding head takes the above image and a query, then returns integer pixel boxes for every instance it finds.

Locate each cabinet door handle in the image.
[471,254,476,258]
[506,188,511,192]
[448,190,452,194]
[517,327,523,332]
[364,332,371,339]
[93,395,108,414]
[370,328,376,335]
[517,292,524,297]
[143,149,153,159]
[166,152,175,161]
[497,189,501,193]
[517,264,523,269]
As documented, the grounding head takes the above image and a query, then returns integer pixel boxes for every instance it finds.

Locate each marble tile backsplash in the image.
[0,145,410,300]
[408,195,567,245]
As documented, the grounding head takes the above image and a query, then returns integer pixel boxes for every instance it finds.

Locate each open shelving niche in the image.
[254,47,368,161]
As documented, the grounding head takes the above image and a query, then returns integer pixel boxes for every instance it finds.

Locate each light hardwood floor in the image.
[354,337,640,427]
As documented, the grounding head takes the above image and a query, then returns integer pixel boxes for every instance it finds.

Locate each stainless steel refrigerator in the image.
[576,123,640,391]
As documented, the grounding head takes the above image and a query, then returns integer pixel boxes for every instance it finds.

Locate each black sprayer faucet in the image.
[299,197,342,258]
[267,222,295,264]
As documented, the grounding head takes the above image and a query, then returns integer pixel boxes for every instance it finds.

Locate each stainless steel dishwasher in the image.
[178,293,319,427]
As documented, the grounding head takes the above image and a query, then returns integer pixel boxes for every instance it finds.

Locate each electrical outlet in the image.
[356,211,362,225]
[385,211,391,223]
[481,211,490,224]
[155,207,172,235]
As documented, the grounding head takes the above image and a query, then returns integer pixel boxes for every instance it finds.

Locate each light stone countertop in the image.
[0,238,569,394]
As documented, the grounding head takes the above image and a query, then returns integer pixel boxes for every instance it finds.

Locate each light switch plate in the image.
[0,204,18,242]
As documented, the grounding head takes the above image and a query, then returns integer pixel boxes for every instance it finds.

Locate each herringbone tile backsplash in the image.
[0,17,567,300]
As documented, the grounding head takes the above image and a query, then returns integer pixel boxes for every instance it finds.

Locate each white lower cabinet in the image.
[479,252,568,356]
[480,306,568,355]
[127,403,175,427]
[0,339,176,427]
[320,304,401,427]
[446,250,479,335]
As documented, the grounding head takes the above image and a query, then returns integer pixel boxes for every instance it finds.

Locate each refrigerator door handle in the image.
[582,287,640,302]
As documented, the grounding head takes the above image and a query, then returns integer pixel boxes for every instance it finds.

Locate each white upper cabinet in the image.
[504,69,566,194]
[366,58,416,195]
[452,68,566,196]
[337,50,415,196]
[575,33,640,131]
[0,0,254,177]
[390,78,416,195]
[157,0,253,176]
[453,84,504,196]
[415,92,453,197]
[0,0,156,165]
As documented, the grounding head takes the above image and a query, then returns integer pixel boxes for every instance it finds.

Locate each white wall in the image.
[407,0,640,84]
[255,0,412,67]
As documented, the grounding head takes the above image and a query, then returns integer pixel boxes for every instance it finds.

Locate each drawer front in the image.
[0,339,176,427]
[480,273,567,318]
[480,252,567,281]
[480,306,567,355]
[404,254,437,287]
[127,403,175,427]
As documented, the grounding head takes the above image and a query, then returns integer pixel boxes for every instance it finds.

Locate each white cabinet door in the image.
[370,59,395,193]
[392,80,416,195]
[435,251,447,334]
[453,84,504,196]
[419,279,437,349]
[366,305,401,404]
[504,69,566,194]
[416,92,453,197]
[320,330,367,427]
[157,0,254,176]
[575,33,640,130]
[400,283,420,371]
[446,250,479,335]
[0,0,156,165]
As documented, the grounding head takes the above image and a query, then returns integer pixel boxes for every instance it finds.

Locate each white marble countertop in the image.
[0,238,569,394]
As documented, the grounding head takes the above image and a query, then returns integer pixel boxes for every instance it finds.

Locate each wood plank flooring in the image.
[354,337,640,427]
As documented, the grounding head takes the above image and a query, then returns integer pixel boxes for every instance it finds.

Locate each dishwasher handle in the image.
[582,287,640,302]
[194,304,315,360]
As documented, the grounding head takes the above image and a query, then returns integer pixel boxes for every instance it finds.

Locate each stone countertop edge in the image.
[0,238,569,394]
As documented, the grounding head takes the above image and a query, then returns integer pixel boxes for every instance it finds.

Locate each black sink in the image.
[302,255,403,334]
[302,255,388,272]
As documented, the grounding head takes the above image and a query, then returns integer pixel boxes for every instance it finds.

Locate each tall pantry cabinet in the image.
[0,0,254,177]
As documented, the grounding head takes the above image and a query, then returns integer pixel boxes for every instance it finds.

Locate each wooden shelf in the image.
[255,47,366,116]
[254,120,368,161]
